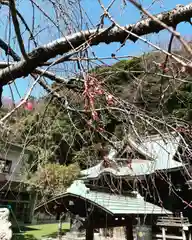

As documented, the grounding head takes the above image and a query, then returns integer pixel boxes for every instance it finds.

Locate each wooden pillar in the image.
[58,213,65,240]
[162,227,166,240]
[28,191,37,223]
[86,225,94,240]
[125,221,133,240]
[182,228,186,240]
[70,213,73,229]
[189,231,192,240]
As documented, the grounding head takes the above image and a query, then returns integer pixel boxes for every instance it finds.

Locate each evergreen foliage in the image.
[1,50,192,198]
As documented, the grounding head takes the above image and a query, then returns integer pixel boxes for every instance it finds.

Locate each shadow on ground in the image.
[13,226,39,232]
[42,229,70,238]
[13,234,38,240]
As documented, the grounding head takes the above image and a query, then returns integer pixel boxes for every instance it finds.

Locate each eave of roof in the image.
[81,159,183,180]
[35,181,172,216]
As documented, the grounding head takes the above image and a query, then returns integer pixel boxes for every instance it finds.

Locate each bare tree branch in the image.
[1,0,37,47]
[128,0,192,56]
[0,39,76,88]
[0,38,20,61]
[9,0,28,59]
[0,3,192,85]
[0,61,74,86]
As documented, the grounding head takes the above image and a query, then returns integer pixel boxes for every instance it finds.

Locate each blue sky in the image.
[1,0,192,102]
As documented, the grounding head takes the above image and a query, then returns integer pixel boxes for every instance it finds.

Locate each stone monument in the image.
[64,214,85,240]
[0,208,12,240]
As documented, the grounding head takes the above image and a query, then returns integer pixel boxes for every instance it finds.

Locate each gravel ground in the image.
[62,228,126,240]
[43,228,127,240]
[61,234,125,240]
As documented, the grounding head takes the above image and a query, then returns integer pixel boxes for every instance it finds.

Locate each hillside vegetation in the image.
[1,48,191,197]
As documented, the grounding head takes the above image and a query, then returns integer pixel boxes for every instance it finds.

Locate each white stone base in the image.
[0,208,12,240]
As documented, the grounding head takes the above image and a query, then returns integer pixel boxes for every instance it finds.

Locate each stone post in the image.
[0,208,12,240]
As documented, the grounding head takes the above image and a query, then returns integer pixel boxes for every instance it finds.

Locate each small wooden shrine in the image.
[36,132,192,239]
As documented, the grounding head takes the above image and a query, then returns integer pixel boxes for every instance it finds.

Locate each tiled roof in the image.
[81,133,183,179]
[66,181,172,215]
[35,180,172,215]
